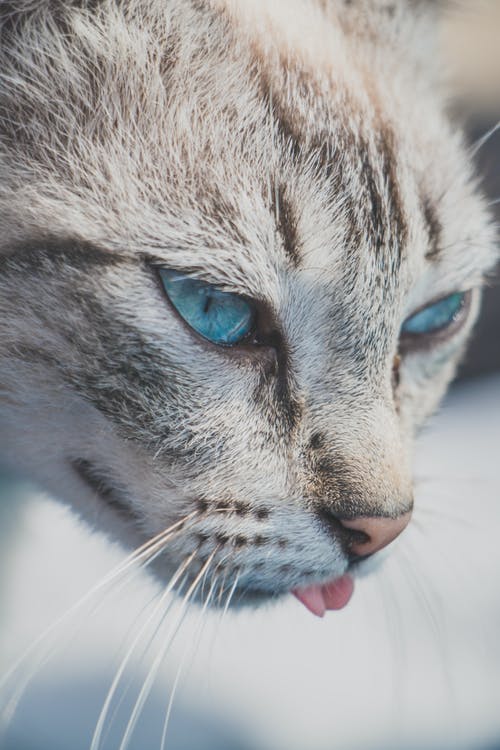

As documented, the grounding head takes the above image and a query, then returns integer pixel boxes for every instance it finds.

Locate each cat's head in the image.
[0,0,497,612]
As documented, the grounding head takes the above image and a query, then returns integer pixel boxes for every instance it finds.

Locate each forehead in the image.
[0,0,483,300]
[150,2,416,300]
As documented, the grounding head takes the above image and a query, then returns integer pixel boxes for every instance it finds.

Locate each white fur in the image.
[0,0,497,601]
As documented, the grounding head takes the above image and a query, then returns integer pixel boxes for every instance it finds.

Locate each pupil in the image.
[203,292,212,314]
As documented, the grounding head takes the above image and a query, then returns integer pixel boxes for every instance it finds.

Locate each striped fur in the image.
[0,0,497,601]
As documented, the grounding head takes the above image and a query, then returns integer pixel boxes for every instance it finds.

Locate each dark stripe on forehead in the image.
[353,122,408,269]
[380,124,408,258]
[359,138,386,253]
[197,186,248,248]
[272,183,301,268]
[256,51,409,263]
[256,66,303,164]
[422,195,442,261]
[257,63,362,257]
[255,54,335,169]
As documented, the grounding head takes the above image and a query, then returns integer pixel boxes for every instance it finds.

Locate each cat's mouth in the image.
[70,457,356,617]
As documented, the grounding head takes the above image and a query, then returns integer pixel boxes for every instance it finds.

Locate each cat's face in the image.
[0,0,497,610]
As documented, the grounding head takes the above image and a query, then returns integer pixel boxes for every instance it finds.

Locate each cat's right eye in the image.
[158,269,257,346]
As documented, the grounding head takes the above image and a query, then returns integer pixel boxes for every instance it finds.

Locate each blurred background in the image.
[0,3,499,750]
[443,0,500,378]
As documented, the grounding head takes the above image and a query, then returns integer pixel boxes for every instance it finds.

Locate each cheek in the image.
[178,402,291,501]
[397,293,482,430]
[398,351,464,432]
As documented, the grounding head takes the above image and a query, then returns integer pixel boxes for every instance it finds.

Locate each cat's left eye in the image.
[401,291,468,340]
[158,269,257,346]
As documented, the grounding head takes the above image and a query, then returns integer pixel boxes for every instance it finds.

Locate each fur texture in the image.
[0,0,497,602]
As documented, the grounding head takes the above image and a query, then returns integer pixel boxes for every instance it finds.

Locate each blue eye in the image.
[401,292,466,336]
[158,269,256,346]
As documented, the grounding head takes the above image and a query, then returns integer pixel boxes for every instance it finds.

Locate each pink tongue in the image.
[293,575,354,617]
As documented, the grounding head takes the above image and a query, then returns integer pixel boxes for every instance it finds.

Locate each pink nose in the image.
[341,512,412,557]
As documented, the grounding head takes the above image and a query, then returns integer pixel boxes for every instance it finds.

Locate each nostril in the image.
[318,508,412,558]
[318,508,370,552]
[340,512,412,557]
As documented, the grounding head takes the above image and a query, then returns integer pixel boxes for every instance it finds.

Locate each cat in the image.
[0,0,497,618]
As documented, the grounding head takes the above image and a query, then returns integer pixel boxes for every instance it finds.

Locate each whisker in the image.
[399,541,460,708]
[2,587,113,732]
[0,511,200,696]
[160,572,220,750]
[375,570,407,713]
[469,120,500,159]
[409,516,491,599]
[201,563,238,675]
[196,570,241,705]
[221,572,240,619]
[0,532,195,734]
[90,551,197,750]
[117,550,218,750]
[96,586,173,750]
[398,545,447,663]
[216,567,230,609]
[99,572,192,750]
[0,515,199,730]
